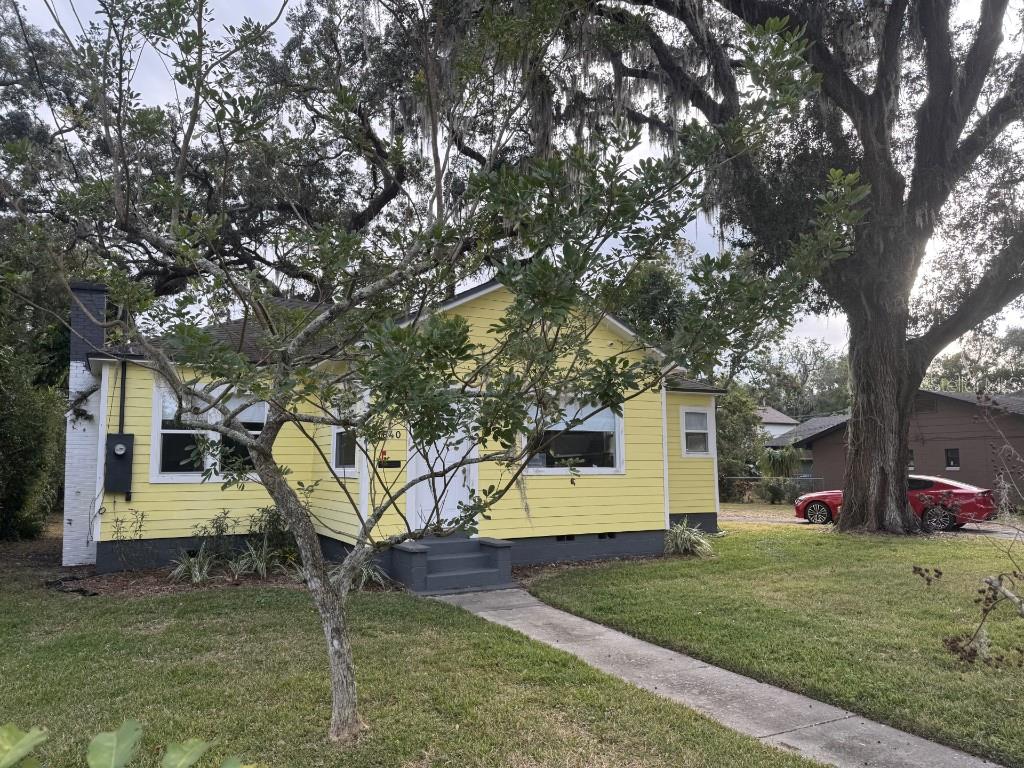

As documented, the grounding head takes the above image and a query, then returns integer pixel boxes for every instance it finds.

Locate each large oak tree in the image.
[572,0,1024,531]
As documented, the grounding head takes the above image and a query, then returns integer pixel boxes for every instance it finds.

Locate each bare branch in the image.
[910,231,1024,366]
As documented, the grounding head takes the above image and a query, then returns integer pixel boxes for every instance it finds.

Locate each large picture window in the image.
[527,403,622,472]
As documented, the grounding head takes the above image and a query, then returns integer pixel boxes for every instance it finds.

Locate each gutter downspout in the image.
[118,359,127,433]
[661,382,671,530]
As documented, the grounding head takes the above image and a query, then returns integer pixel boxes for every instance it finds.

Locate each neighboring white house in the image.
[756,406,799,439]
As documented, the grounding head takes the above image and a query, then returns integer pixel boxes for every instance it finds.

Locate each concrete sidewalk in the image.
[436,588,1002,768]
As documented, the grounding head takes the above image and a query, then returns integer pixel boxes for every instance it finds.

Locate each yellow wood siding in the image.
[447,287,667,539]
[666,392,718,516]
[99,365,317,541]
[100,286,719,544]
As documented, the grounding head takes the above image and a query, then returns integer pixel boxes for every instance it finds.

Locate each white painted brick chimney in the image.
[62,283,108,566]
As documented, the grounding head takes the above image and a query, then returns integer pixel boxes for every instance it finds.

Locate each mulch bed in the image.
[1,526,305,598]
[58,568,306,598]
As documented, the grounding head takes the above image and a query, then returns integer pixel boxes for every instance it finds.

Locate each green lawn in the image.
[0,537,818,768]
[529,525,1024,767]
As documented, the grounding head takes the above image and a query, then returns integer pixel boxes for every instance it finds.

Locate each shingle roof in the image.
[88,295,328,363]
[921,389,1024,416]
[88,285,722,394]
[766,413,850,448]
[663,373,726,394]
[756,406,798,426]
[765,390,1024,449]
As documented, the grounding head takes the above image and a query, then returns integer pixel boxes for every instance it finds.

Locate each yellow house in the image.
[63,281,721,591]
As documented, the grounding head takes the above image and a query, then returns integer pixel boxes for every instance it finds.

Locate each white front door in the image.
[407,428,477,531]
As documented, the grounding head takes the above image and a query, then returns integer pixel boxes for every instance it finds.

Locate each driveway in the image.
[719,504,1021,540]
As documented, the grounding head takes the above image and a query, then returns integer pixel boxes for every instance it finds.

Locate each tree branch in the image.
[595,3,727,124]
[953,0,1011,130]
[952,56,1024,179]
[910,231,1024,365]
[712,0,873,129]
[873,0,908,123]
[629,0,740,116]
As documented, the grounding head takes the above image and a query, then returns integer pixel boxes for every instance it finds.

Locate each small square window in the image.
[682,410,712,456]
[945,448,960,470]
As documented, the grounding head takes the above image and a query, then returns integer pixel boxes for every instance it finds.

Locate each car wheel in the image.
[922,506,953,533]
[805,501,832,525]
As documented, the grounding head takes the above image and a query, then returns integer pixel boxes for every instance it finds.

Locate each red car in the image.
[794,475,997,532]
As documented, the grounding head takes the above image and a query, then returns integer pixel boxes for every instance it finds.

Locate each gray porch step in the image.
[427,552,492,573]
[419,537,480,554]
[424,567,507,593]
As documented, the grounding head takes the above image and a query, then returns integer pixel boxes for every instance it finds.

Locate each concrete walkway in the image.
[436,588,1002,768]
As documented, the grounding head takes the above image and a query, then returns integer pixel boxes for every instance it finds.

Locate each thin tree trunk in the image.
[251,443,365,742]
[839,303,921,532]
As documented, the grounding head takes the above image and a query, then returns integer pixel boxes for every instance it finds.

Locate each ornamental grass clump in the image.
[169,543,219,585]
[664,520,715,558]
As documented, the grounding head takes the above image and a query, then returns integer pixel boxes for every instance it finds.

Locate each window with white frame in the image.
[682,409,712,455]
[156,390,207,475]
[218,397,267,472]
[527,402,622,472]
[332,428,358,471]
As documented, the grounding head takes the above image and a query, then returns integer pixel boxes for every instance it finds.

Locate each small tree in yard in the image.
[11,0,860,743]
[566,0,1024,533]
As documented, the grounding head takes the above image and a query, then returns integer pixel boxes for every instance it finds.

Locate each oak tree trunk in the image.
[251,446,365,742]
[838,296,923,532]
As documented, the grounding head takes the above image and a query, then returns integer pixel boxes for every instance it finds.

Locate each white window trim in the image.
[681,406,716,458]
[149,384,211,483]
[523,407,626,476]
[148,384,267,484]
[330,426,360,473]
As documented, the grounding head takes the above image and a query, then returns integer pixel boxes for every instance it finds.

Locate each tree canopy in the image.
[559,0,1024,532]
[0,0,867,741]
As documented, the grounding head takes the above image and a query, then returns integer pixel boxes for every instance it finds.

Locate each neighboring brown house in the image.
[767,390,1024,497]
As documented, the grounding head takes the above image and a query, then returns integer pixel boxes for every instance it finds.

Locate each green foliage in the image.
[192,510,238,560]
[0,347,64,540]
[332,559,393,592]
[239,539,281,580]
[747,339,850,421]
[248,506,294,555]
[664,519,716,558]
[755,478,786,504]
[0,720,249,768]
[715,386,766,500]
[87,719,142,768]
[169,544,219,585]
[924,322,1024,394]
[753,477,804,505]
[758,445,802,479]
[0,723,46,768]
